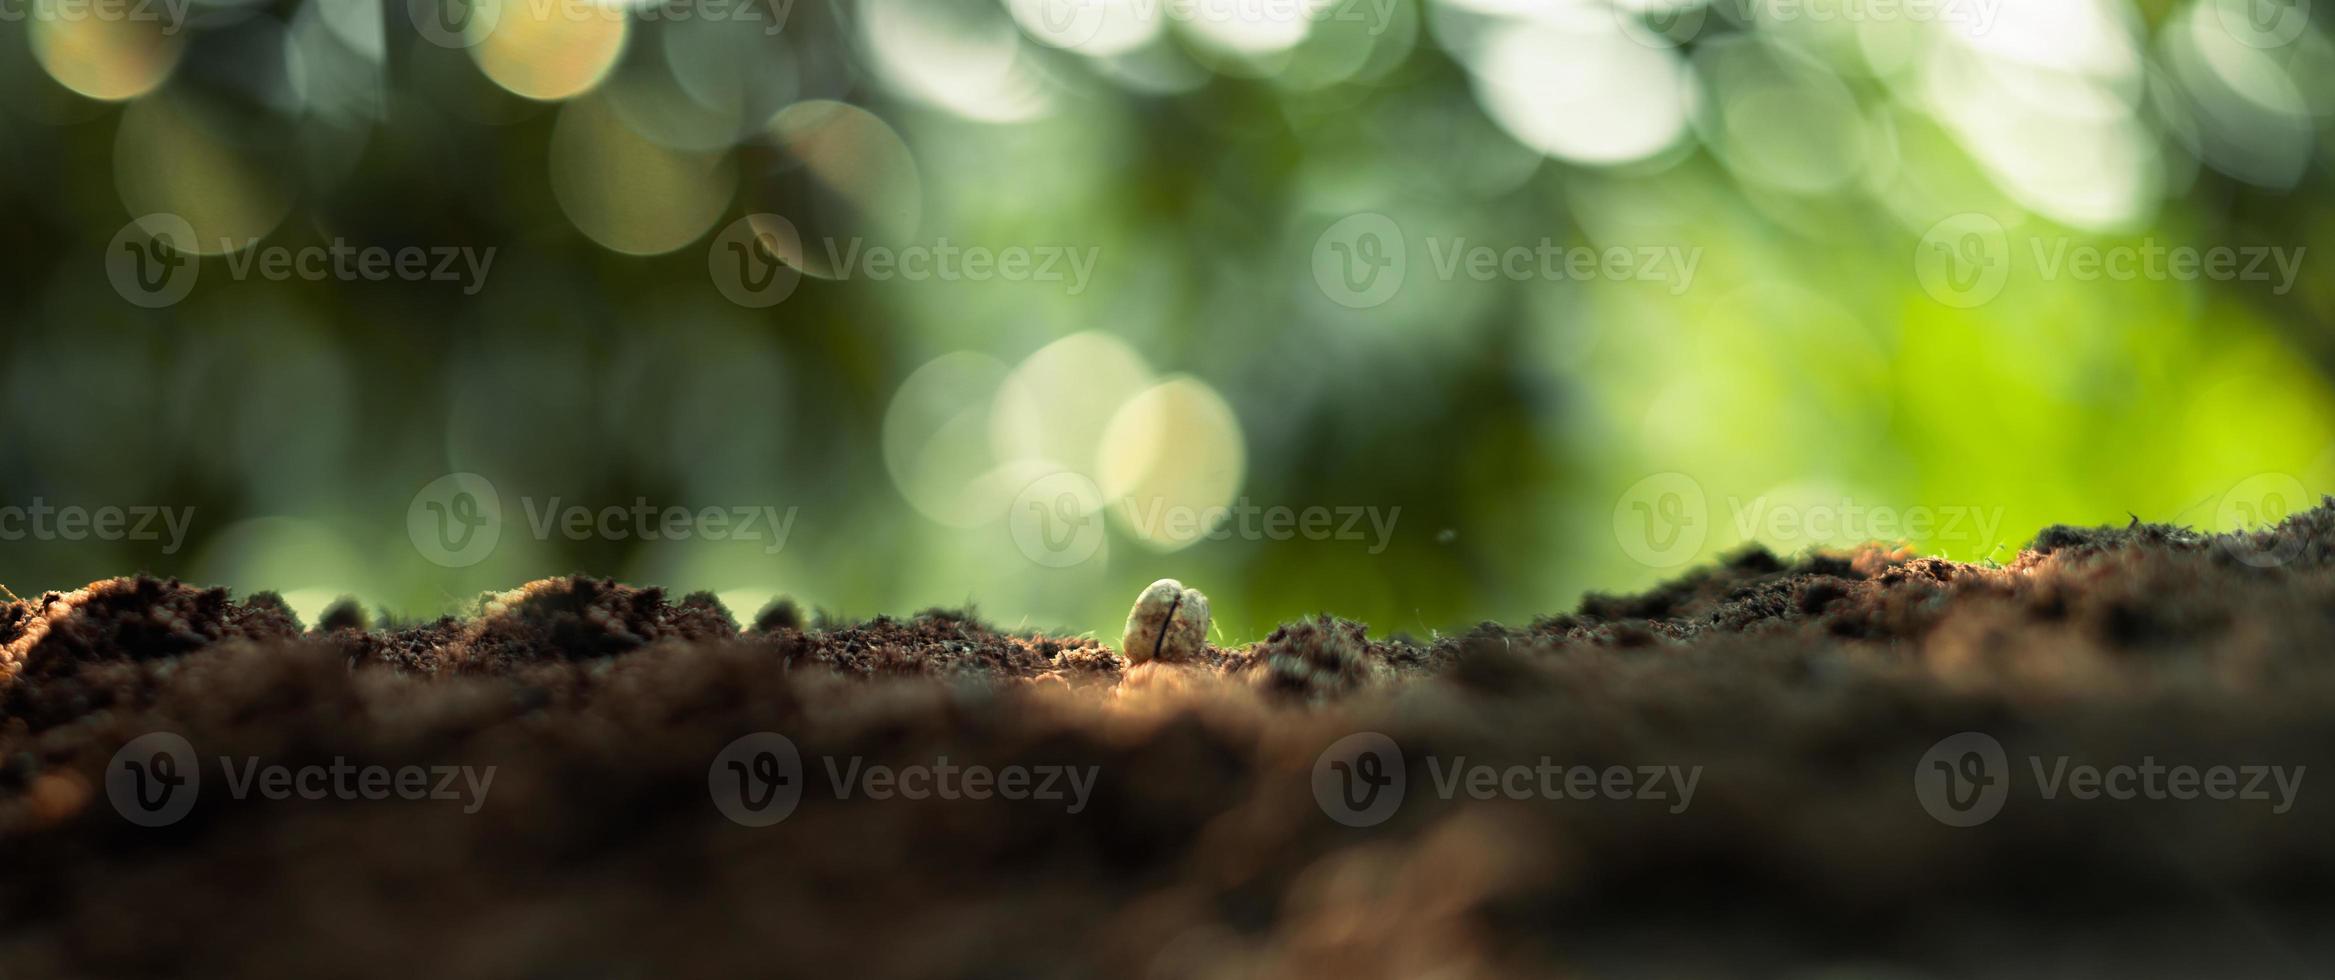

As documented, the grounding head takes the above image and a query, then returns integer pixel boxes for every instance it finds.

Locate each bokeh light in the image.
[469,0,629,101]
[29,6,183,101]
[757,99,923,276]
[861,0,1053,123]
[885,351,1015,528]
[550,94,736,255]
[113,93,295,254]
[1466,12,1692,166]
[991,331,1154,478]
[1099,377,1247,552]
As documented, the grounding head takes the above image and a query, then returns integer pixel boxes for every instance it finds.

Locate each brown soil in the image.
[3,508,2334,977]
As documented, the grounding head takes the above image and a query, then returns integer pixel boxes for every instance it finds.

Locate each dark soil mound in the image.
[3,508,2334,977]
[0,578,303,731]
[0,578,302,678]
[448,577,741,673]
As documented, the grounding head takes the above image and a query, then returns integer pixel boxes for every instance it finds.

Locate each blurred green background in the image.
[3,0,2334,642]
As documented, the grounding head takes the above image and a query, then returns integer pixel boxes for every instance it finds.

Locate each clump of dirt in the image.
[0,578,303,732]
[314,597,369,634]
[788,607,1120,683]
[1237,615,1381,700]
[751,597,805,633]
[0,578,302,679]
[451,577,740,673]
[3,506,2335,977]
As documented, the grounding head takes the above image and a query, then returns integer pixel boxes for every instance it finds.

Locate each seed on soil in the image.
[1121,578,1209,663]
